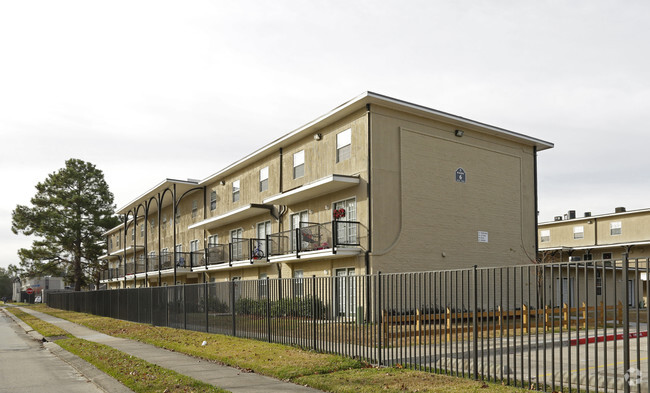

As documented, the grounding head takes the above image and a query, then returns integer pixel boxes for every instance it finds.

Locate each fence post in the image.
[623,252,624,393]
[183,283,187,330]
[472,265,478,380]
[312,275,317,351]
[266,277,271,343]
[205,281,209,333]
[377,271,382,366]
[231,279,236,337]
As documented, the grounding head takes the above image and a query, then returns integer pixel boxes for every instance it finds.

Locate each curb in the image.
[1,307,133,393]
[568,330,648,346]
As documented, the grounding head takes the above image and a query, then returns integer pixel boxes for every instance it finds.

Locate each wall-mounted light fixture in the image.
[314,133,322,141]
[220,180,225,185]
[454,130,464,137]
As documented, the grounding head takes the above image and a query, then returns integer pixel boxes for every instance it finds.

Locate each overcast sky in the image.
[1,1,649,270]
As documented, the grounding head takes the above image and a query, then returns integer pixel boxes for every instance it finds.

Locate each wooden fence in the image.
[382,301,624,341]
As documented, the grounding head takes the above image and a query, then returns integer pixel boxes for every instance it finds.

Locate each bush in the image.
[234,295,328,318]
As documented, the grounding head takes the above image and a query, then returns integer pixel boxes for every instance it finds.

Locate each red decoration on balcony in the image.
[333,208,346,220]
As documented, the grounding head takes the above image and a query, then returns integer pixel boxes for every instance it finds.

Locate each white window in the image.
[259,166,269,192]
[293,150,305,179]
[150,218,155,230]
[175,244,185,267]
[116,234,120,248]
[232,180,240,202]
[255,221,271,258]
[208,234,218,247]
[190,240,199,266]
[610,221,622,235]
[336,128,352,163]
[230,228,243,260]
[131,227,135,241]
[259,273,268,298]
[140,224,144,238]
[334,198,357,245]
[210,190,217,211]
[540,230,550,243]
[596,270,602,296]
[573,226,584,240]
[191,200,198,219]
[109,238,113,251]
[291,211,309,251]
[293,269,304,297]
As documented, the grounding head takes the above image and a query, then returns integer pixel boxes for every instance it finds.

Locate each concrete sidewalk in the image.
[16,307,322,393]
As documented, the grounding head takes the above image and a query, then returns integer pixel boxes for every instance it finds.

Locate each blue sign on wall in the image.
[456,168,466,183]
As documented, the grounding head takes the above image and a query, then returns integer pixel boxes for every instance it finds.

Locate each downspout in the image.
[365,104,372,322]
[533,146,539,262]
[366,104,372,275]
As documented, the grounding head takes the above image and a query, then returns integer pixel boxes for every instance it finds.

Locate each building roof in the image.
[116,92,553,217]
[199,91,553,186]
[539,207,650,226]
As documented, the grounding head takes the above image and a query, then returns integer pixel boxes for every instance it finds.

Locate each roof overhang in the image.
[263,175,359,205]
[199,91,553,186]
[539,240,650,252]
[188,204,273,231]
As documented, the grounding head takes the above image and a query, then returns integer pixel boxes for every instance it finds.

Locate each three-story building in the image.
[100,92,552,290]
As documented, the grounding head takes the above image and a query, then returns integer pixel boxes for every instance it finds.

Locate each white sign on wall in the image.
[478,231,488,243]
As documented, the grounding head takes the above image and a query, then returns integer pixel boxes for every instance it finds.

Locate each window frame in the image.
[573,226,584,240]
[210,190,217,211]
[232,180,240,202]
[336,128,352,163]
[610,221,622,236]
[259,166,269,192]
[540,229,550,243]
[191,200,198,219]
[293,150,305,179]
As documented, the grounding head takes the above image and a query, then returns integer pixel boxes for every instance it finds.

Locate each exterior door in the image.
[290,211,308,252]
[190,240,199,266]
[556,277,575,307]
[230,228,243,261]
[335,268,356,317]
[256,221,271,258]
[334,198,356,245]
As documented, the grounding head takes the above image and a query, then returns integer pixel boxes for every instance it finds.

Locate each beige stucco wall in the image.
[369,106,537,273]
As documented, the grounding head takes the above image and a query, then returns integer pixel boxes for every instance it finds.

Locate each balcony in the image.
[268,220,364,262]
[99,222,364,282]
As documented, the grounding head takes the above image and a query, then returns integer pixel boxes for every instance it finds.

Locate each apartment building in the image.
[538,207,650,263]
[538,207,650,307]
[100,92,553,289]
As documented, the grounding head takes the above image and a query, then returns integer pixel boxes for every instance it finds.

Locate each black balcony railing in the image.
[136,259,146,274]
[268,221,360,257]
[160,253,173,270]
[207,244,229,265]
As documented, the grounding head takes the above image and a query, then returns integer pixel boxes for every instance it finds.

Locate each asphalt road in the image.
[0,311,106,393]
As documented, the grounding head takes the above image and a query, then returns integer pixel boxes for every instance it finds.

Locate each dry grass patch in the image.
[5,307,69,337]
[58,338,228,393]
[294,368,532,393]
[32,305,365,380]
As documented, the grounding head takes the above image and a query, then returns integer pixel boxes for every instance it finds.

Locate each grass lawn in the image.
[30,304,532,392]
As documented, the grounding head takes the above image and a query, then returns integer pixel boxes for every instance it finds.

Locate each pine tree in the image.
[11,159,119,290]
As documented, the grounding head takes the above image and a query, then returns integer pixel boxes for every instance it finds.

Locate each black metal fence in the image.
[48,256,649,392]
